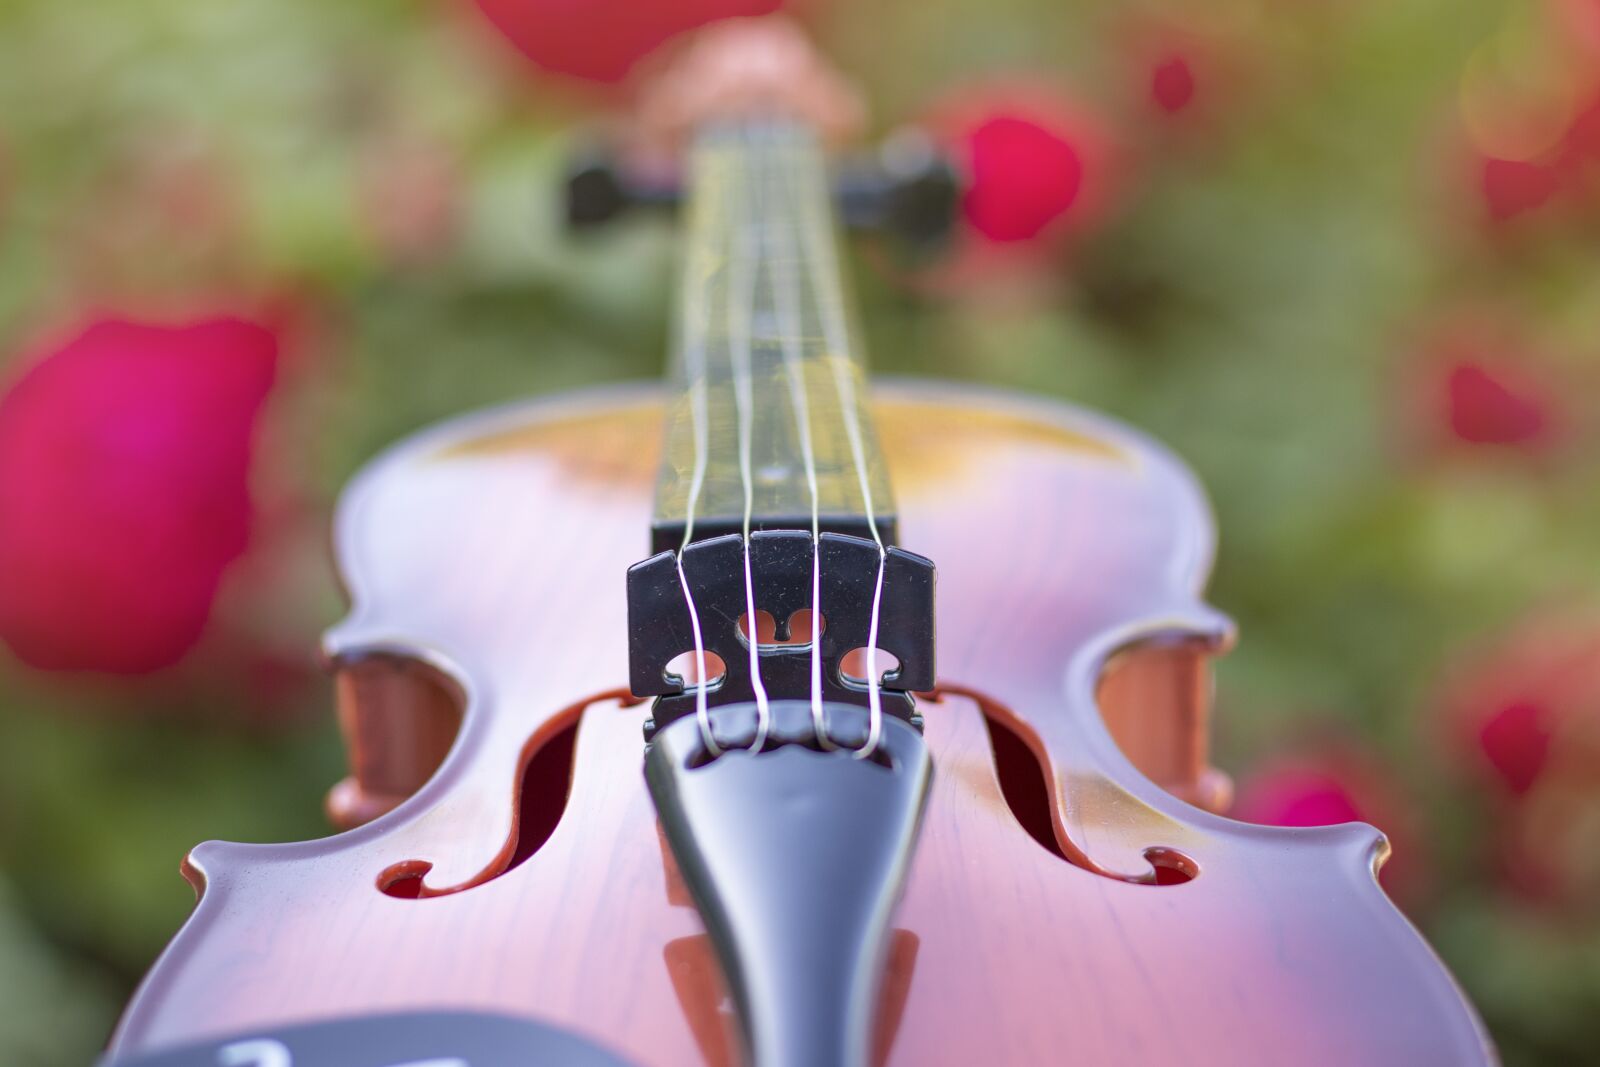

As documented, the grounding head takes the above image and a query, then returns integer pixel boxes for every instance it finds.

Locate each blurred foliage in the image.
[1,0,1598,1064]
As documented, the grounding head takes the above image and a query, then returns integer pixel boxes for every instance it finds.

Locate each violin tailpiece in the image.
[645,701,932,1067]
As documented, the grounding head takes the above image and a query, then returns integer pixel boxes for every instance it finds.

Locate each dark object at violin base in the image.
[646,701,932,1067]
[108,383,1493,1067]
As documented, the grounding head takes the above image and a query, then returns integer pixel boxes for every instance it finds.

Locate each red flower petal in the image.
[1445,361,1548,445]
[918,80,1120,271]
[1477,700,1554,795]
[963,115,1087,243]
[1233,763,1366,829]
[1150,55,1197,115]
[1557,89,1600,168]
[1434,611,1600,804]
[1480,156,1562,222]
[0,317,276,674]
[470,0,782,83]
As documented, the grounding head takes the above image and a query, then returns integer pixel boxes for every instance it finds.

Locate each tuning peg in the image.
[565,157,628,229]
[564,128,961,249]
[564,146,681,230]
[836,128,961,250]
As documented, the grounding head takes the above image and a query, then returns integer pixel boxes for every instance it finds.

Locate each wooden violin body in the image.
[109,382,1492,1066]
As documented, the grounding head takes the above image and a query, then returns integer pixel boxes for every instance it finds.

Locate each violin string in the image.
[795,131,890,759]
[676,134,719,757]
[769,127,832,749]
[730,127,774,751]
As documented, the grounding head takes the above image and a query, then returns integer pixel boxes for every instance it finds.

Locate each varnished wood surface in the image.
[109,383,1494,1065]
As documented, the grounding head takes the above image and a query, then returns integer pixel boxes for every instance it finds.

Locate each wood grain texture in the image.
[109,383,1494,1066]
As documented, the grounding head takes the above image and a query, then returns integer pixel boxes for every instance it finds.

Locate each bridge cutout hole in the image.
[841,647,901,686]
[376,710,582,899]
[738,608,825,649]
[665,650,728,689]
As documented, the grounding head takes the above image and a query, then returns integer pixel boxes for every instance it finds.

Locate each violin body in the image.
[109,381,1492,1066]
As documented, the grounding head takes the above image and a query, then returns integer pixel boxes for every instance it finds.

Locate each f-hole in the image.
[507,716,579,869]
[982,711,1067,862]
[379,709,582,899]
[979,700,1196,886]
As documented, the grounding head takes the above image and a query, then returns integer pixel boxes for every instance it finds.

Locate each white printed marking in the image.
[217,1039,291,1067]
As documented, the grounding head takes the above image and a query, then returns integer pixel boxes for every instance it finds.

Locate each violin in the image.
[103,19,1495,1067]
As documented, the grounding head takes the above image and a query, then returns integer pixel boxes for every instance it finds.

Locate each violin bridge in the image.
[625,530,935,738]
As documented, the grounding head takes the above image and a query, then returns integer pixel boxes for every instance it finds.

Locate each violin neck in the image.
[650,120,897,553]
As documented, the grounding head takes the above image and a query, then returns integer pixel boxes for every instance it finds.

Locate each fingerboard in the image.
[651,121,896,553]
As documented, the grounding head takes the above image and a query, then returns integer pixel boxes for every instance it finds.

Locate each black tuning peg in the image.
[564,127,962,250]
[564,146,682,230]
[836,129,961,251]
[565,157,628,229]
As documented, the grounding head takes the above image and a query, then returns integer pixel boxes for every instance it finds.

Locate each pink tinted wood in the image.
[109,383,1493,1066]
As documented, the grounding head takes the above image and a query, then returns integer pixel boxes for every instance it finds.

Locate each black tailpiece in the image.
[645,701,932,1067]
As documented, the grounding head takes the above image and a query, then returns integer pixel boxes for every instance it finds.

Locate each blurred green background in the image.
[1,0,1598,1063]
